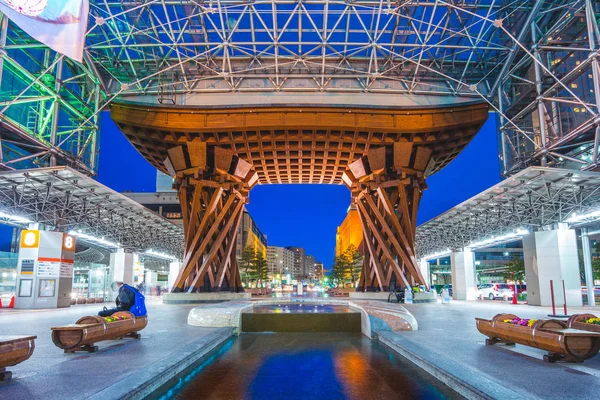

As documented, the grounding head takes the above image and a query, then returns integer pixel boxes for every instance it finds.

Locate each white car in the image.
[477,283,514,300]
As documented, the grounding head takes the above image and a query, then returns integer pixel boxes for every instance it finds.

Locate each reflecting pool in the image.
[157,333,462,400]
[249,303,354,314]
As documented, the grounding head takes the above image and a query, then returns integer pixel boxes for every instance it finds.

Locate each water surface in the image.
[249,303,354,314]
[161,333,462,400]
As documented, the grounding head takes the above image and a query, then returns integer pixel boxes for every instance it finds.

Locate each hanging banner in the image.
[0,0,89,62]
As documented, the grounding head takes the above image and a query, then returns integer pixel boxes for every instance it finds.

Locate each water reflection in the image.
[162,333,461,400]
[250,304,354,314]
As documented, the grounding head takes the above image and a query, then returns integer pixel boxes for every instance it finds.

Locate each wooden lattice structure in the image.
[343,145,429,291]
[111,102,488,292]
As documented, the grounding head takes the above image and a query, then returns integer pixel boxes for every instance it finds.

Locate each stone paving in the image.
[0,299,233,400]
[3,296,600,400]
[384,300,600,400]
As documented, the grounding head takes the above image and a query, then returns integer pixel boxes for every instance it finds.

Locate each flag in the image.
[0,0,89,62]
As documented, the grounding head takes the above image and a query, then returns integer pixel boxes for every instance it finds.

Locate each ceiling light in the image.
[422,249,452,261]
[466,229,529,250]
[145,249,178,261]
[566,209,600,224]
[0,211,31,224]
[68,230,119,249]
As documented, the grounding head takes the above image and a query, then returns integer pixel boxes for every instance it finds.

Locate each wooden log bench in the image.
[0,335,36,382]
[51,311,147,353]
[568,314,600,333]
[476,313,600,363]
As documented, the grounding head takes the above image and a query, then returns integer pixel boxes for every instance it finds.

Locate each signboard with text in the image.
[60,261,74,278]
[37,258,60,277]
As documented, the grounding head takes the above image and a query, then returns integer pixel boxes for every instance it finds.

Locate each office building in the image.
[336,205,363,257]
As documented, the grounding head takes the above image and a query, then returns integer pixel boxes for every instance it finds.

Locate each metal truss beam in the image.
[0,1,598,176]
[0,167,183,258]
[416,167,600,258]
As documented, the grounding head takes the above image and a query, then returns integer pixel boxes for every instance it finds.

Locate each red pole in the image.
[562,280,568,316]
[550,280,556,316]
[512,284,518,304]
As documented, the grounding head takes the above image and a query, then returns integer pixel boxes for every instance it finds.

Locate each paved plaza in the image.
[0,300,233,400]
[383,301,600,400]
[2,298,600,399]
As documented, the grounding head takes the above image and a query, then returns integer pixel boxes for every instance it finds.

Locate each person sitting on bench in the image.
[98,281,135,317]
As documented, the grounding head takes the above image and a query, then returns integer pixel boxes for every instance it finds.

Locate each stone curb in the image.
[377,331,533,400]
[88,327,234,400]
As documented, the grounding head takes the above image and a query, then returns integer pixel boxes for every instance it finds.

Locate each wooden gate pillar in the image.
[342,143,431,292]
[164,142,259,293]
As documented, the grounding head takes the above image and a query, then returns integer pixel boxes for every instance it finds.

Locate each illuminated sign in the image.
[20,230,39,248]
[62,233,76,250]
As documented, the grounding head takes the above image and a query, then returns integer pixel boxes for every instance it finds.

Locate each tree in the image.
[239,246,257,287]
[254,252,269,287]
[503,259,525,284]
[331,256,348,287]
[579,244,600,283]
[343,244,363,284]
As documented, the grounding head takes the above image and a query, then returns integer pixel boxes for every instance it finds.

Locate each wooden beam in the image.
[214,207,244,289]
[356,200,410,289]
[357,211,384,291]
[173,190,237,290]
[188,200,245,290]
[363,189,424,284]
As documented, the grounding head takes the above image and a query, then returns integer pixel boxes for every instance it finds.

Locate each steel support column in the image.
[0,13,7,84]
[586,0,600,165]
[49,57,64,167]
[581,228,596,307]
[498,86,508,175]
[532,22,548,167]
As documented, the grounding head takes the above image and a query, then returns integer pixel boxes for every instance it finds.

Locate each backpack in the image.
[123,284,147,317]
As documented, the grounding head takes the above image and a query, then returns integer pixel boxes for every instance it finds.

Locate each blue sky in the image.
[94,112,501,268]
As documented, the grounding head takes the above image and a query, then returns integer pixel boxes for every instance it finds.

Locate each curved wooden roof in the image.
[111,102,489,184]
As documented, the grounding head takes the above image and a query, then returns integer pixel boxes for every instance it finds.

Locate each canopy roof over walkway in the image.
[416,166,600,259]
[0,167,183,259]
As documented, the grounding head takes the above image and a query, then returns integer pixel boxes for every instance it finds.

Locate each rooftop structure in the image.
[2,1,597,177]
[1,1,598,293]
[0,166,183,258]
[416,166,600,258]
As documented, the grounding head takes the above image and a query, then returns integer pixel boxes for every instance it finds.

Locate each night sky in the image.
[95,112,502,268]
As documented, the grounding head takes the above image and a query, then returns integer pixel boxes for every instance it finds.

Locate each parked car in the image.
[514,284,527,294]
[441,284,452,297]
[477,283,514,300]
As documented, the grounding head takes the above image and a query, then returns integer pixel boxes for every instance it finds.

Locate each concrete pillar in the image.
[109,249,134,285]
[523,225,583,307]
[418,259,430,289]
[168,261,182,292]
[134,256,144,287]
[581,228,596,306]
[450,250,477,300]
[145,270,157,287]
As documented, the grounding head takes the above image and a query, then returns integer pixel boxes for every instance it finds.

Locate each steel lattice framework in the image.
[0,0,597,177]
[416,166,600,258]
[0,1,599,260]
[0,167,184,257]
[0,1,598,175]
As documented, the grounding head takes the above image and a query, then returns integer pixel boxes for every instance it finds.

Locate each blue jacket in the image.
[115,285,135,310]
